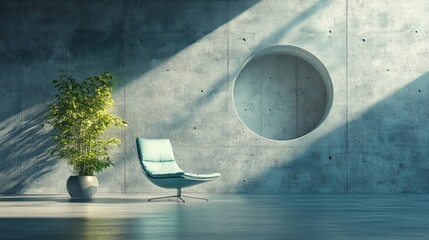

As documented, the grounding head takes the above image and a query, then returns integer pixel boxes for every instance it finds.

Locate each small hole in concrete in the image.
[140,39,143,42]
[415,30,418,33]
[387,69,390,72]
[329,30,332,33]
[269,109,271,111]
[411,127,414,129]
[244,109,247,111]
[243,180,246,182]
[201,90,203,92]
[167,69,169,71]
[418,90,421,92]
[243,38,246,41]
[362,38,366,42]
[193,127,196,130]
[329,156,332,159]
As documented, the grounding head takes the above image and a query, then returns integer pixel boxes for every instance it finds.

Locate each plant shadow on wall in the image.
[0,75,127,195]
[0,110,57,194]
[239,73,429,193]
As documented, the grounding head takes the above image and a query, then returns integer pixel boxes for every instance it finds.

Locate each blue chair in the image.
[136,138,221,202]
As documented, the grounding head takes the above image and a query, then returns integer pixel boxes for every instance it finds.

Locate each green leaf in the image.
[47,72,127,175]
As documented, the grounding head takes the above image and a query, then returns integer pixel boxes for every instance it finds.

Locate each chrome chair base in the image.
[148,188,209,203]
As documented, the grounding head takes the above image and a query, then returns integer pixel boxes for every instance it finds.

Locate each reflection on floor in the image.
[1,194,428,240]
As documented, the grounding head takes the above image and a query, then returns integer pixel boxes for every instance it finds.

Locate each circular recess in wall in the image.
[232,45,333,140]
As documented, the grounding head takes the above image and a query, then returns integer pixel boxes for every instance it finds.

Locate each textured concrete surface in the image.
[0,0,428,194]
[1,194,429,239]
[233,52,328,140]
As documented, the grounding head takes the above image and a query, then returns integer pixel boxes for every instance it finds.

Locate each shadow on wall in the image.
[0,110,59,193]
[122,0,261,83]
[240,73,429,194]
[0,0,261,194]
[255,0,331,51]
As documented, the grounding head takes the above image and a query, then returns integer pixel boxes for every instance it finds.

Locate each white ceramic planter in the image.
[66,176,99,199]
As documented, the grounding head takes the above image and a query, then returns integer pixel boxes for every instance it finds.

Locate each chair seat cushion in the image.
[150,172,185,178]
[184,172,221,180]
[143,160,184,177]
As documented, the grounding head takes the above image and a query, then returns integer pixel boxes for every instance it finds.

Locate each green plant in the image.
[47,73,127,176]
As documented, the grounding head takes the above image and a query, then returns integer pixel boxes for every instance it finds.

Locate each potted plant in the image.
[47,73,127,199]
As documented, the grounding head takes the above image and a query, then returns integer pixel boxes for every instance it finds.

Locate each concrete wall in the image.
[0,0,428,194]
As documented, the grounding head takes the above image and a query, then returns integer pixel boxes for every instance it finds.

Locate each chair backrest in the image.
[136,138,183,177]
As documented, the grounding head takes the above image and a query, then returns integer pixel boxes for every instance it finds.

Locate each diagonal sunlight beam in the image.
[125,0,334,143]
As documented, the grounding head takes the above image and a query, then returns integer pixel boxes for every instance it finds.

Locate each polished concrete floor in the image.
[1,194,429,239]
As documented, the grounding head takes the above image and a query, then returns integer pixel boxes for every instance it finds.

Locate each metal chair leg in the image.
[177,196,186,203]
[148,195,178,202]
[181,195,209,202]
[178,188,209,202]
[148,188,209,202]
